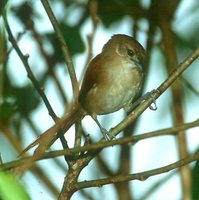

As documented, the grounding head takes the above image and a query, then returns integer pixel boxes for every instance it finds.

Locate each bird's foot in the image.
[100,127,115,141]
[146,90,158,110]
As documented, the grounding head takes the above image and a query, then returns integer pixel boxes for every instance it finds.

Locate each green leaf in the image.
[0,100,17,122]
[98,0,138,27]
[46,23,84,63]
[12,85,40,115]
[0,171,30,200]
[192,159,199,199]
[0,23,7,64]
[11,2,34,25]
[0,0,8,16]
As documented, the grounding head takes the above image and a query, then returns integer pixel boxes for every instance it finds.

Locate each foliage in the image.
[0,171,30,200]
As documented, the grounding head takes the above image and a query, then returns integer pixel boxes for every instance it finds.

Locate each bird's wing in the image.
[78,54,101,102]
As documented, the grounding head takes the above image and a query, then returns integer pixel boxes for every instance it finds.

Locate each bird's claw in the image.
[101,128,115,141]
[148,89,158,110]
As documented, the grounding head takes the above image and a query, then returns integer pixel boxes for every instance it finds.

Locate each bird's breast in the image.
[108,66,142,108]
[81,61,143,116]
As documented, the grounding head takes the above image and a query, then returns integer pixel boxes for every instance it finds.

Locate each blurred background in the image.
[0,0,199,199]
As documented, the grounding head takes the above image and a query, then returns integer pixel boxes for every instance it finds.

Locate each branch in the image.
[3,13,57,121]
[3,10,70,154]
[77,149,199,190]
[1,119,199,171]
[40,0,79,101]
[48,119,199,155]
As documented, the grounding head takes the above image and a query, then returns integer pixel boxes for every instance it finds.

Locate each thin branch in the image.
[3,10,70,154]
[1,119,199,171]
[3,13,57,122]
[76,149,199,190]
[40,0,79,101]
[44,118,199,158]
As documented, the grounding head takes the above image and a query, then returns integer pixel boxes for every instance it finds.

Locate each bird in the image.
[20,34,146,156]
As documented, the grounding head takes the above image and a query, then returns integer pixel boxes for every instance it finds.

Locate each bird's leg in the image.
[91,115,114,140]
[147,90,158,110]
[125,89,158,112]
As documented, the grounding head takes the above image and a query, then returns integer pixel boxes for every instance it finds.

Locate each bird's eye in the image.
[127,49,134,57]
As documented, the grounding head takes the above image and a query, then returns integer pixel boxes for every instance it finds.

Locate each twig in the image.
[3,11,70,153]
[1,119,199,171]
[76,149,199,190]
[3,13,57,122]
[40,0,79,101]
[43,118,199,158]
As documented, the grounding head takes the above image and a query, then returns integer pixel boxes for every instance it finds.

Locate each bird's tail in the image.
[19,104,85,157]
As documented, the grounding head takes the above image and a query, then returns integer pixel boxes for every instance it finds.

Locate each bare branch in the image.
[77,149,199,190]
[40,0,79,101]
[3,13,57,121]
[1,119,199,171]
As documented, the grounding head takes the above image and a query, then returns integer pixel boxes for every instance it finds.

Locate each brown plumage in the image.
[20,34,146,156]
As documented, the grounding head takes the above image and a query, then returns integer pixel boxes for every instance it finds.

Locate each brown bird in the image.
[20,34,146,156]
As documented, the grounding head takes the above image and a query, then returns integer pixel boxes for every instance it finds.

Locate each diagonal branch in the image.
[77,149,199,190]
[3,10,71,159]
[3,12,57,121]
[40,0,79,101]
[1,119,199,171]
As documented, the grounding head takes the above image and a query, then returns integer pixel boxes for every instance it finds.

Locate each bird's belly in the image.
[99,82,137,114]
[91,69,142,114]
